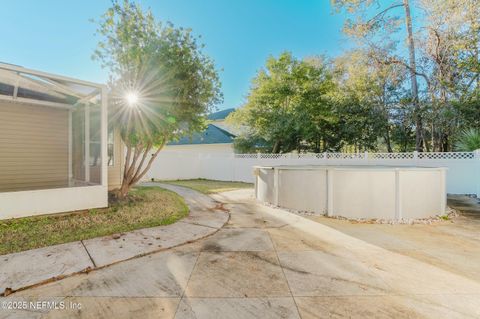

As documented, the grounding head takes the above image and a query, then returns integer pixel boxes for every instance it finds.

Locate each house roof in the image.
[0,62,103,108]
[168,108,239,146]
[168,124,236,145]
[208,108,235,120]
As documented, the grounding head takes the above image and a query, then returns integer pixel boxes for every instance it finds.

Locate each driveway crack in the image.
[80,240,97,268]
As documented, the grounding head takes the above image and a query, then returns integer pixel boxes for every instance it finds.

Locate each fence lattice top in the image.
[418,152,475,159]
[234,151,478,160]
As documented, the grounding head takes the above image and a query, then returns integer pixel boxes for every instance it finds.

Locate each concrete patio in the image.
[0,184,229,294]
[1,187,480,318]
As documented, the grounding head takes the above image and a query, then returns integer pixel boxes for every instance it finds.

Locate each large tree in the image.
[332,0,425,151]
[417,0,480,151]
[93,0,222,198]
[332,49,407,152]
[229,52,337,153]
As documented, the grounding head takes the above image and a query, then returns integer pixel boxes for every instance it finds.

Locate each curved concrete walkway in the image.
[0,184,228,296]
[2,188,480,318]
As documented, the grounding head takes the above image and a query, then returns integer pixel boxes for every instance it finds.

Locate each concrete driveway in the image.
[2,189,480,318]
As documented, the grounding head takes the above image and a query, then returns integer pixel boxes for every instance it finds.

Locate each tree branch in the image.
[124,144,142,184]
[123,145,132,180]
[367,3,404,26]
[130,142,153,183]
[379,56,431,89]
[131,142,166,185]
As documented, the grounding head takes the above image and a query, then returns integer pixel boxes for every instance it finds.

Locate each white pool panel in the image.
[254,165,447,220]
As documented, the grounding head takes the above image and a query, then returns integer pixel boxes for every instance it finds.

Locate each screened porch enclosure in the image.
[0,102,103,192]
[0,63,108,219]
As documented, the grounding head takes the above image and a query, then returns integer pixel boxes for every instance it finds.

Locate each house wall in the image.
[0,101,68,192]
[107,128,124,190]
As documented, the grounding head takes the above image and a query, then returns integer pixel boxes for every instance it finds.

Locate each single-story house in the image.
[0,64,240,219]
[0,63,123,219]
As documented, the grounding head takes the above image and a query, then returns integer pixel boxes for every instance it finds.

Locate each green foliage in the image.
[93,0,222,147]
[230,52,338,153]
[92,0,223,197]
[455,129,480,151]
[454,100,480,129]
[328,0,480,152]
[232,134,267,154]
[232,50,414,153]
[90,0,480,154]
[332,49,407,152]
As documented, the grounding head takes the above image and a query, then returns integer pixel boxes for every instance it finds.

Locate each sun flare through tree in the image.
[93,0,222,198]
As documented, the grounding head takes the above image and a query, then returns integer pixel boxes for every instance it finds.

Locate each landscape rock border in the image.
[262,202,459,225]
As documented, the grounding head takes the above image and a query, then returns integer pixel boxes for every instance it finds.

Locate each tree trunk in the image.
[385,131,393,153]
[442,133,449,152]
[423,134,430,152]
[381,82,393,153]
[272,140,281,153]
[118,182,131,199]
[403,0,423,152]
[116,142,165,200]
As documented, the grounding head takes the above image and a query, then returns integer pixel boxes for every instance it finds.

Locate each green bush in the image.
[455,128,480,151]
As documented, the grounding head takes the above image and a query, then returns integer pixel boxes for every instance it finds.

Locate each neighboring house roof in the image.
[169,124,236,145]
[168,108,237,146]
[208,108,235,120]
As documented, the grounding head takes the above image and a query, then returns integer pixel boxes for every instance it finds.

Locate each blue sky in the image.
[1,0,352,110]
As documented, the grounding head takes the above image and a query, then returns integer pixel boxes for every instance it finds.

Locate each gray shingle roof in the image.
[168,124,236,145]
[207,108,235,120]
[168,108,237,146]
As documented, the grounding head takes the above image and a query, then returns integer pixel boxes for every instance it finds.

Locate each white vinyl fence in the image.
[146,150,480,196]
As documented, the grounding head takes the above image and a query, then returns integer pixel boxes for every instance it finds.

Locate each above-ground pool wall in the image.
[277,168,328,214]
[255,166,447,220]
[254,167,275,204]
[399,169,446,219]
[332,169,397,219]
[331,168,446,219]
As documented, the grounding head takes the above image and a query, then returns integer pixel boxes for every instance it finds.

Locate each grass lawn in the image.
[0,187,188,255]
[160,179,253,194]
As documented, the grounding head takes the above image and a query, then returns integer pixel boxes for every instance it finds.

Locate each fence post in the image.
[232,152,236,181]
[474,149,480,159]
[327,168,334,216]
[257,153,261,159]
[413,151,419,166]
[394,169,402,219]
[475,149,480,197]
[364,151,368,164]
[274,168,279,206]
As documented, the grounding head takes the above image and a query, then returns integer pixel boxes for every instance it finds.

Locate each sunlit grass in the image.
[159,179,253,194]
[0,187,188,255]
